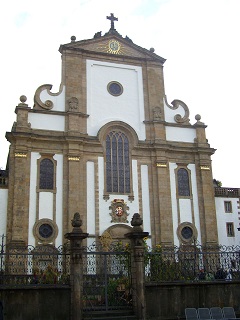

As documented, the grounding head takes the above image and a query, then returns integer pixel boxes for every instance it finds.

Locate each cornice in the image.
[28,108,89,118]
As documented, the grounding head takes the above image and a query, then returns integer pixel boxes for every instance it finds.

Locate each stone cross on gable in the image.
[107,13,118,30]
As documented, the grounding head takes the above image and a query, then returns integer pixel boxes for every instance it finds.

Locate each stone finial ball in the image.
[195,114,201,121]
[150,47,155,53]
[20,95,27,103]
[71,35,76,42]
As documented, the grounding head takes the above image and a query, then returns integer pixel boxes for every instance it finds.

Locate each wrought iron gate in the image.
[82,243,132,311]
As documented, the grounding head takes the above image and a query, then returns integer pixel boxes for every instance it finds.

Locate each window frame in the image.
[175,166,192,198]
[98,122,137,200]
[33,218,58,244]
[105,130,131,194]
[177,222,198,244]
[226,222,235,237]
[224,201,232,213]
[37,155,57,193]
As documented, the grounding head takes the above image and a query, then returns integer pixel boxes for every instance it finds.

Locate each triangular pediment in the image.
[59,31,166,64]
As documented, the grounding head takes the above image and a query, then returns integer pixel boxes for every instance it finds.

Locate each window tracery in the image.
[106,131,130,193]
[177,168,190,197]
[39,158,54,190]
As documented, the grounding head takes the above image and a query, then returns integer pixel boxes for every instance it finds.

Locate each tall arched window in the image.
[177,168,190,197]
[39,159,54,190]
[106,131,130,193]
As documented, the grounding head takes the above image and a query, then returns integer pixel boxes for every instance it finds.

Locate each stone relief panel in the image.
[67,97,79,111]
[153,106,162,120]
[109,199,129,223]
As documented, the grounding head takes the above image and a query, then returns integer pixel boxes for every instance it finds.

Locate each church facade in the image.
[0,15,239,250]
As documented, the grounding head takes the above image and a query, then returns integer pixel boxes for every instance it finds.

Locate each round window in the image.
[39,224,53,238]
[107,81,123,96]
[181,226,193,240]
[33,219,58,244]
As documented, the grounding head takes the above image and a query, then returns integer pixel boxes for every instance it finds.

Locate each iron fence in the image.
[145,244,240,283]
[0,244,70,286]
[1,242,240,287]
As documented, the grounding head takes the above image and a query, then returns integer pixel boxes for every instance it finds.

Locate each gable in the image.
[59,33,166,64]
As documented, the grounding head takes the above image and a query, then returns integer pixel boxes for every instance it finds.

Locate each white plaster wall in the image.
[164,98,186,123]
[166,126,196,143]
[141,165,151,233]
[179,199,192,223]
[169,162,202,245]
[86,60,145,140]
[28,152,39,245]
[188,163,202,243]
[169,163,179,245]
[98,156,105,233]
[131,159,139,216]
[39,193,53,220]
[54,154,63,247]
[40,85,65,112]
[215,197,240,246]
[28,113,65,131]
[0,189,8,237]
[98,157,139,235]
[28,152,63,246]
[87,161,95,235]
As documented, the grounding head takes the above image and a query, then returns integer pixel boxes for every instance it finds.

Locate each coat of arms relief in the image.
[109,199,129,223]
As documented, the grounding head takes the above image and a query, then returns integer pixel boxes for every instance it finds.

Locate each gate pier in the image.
[65,212,89,320]
[125,213,149,320]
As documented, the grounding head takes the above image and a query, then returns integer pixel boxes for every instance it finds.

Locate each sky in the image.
[0,0,239,187]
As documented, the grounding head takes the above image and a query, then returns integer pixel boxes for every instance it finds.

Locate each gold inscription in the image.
[68,156,80,161]
[15,153,27,158]
[200,166,210,170]
[156,163,167,168]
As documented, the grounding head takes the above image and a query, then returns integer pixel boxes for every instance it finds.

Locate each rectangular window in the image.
[226,222,234,237]
[224,201,232,213]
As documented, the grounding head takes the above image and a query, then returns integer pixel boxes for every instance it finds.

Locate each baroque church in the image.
[0,14,239,250]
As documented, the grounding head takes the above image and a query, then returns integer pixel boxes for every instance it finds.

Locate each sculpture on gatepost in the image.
[65,212,89,320]
[125,213,149,320]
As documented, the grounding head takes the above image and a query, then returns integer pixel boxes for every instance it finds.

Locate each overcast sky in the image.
[0,0,239,187]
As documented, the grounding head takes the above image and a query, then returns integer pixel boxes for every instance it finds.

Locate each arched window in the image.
[106,131,130,193]
[39,159,54,189]
[177,168,190,197]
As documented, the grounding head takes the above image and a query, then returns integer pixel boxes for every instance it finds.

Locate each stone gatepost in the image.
[65,212,89,320]
[125,213,149,320]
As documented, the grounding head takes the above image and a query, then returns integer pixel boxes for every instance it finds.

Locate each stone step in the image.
[83,309,137,320]
[83,316,137,319]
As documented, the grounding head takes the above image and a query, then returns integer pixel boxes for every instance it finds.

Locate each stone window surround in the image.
[33,218,58,244]
[36,154,57,193]
[175,165,192,199]
[224,201,232,213]
[226,222,235,237]
[107,81,124,96]
[98,121,138,200]
[177,221,198,244]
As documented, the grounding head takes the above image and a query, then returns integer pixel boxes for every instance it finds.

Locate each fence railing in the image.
[0,244,70,286]
[145,244,240,283]
[1,243,240,286]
